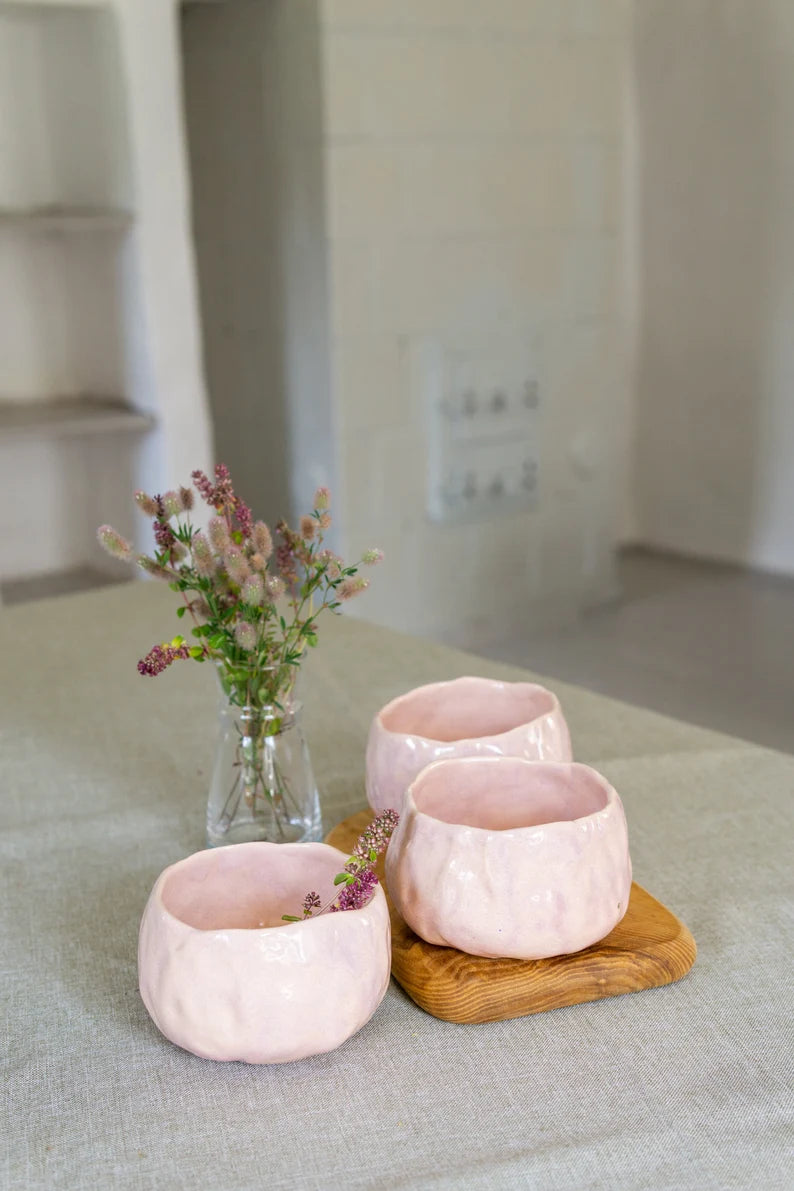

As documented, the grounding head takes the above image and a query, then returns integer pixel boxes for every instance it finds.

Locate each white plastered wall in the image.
[320,0,633,643]
[632,0,794,576]
[0,0,213,581]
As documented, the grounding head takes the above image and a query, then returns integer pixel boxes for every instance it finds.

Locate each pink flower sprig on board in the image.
[282,809,400,922]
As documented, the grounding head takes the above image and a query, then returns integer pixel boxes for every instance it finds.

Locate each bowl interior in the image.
[160,844,341,931]
[381,678,555,742]
[412,759,608,830]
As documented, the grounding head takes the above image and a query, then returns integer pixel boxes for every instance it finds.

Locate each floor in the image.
[480,547,794,755]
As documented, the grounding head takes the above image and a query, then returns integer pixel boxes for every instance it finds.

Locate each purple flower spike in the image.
[331,868,379,913]
[153,518,175,551]
[192,469,215,505]
[137,642,190,677]
[235,499,253,539]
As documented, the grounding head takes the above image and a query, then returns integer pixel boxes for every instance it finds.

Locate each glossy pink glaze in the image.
[138,842,391,1064]
[366,676,572,814]
[385,757,631,960]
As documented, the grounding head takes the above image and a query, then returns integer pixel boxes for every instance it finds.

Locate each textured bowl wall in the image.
[366,676,572,814]
[138,842,391,1063]
[385,758,631,960]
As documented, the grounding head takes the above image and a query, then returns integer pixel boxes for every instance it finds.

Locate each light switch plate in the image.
[416,337,541,525]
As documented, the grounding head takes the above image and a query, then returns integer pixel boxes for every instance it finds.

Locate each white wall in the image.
[320,0,632,644]
[182,0,337,530]
[633,0,794,576]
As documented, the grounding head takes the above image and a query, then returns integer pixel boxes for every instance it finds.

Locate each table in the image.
[2,583,792,1190]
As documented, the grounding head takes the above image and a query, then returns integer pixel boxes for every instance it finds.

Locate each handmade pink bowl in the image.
[138,842,391,1064]
[366,676,572,814]
[385,757,631,960]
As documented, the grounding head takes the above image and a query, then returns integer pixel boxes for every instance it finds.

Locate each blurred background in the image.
[1,0,792,750]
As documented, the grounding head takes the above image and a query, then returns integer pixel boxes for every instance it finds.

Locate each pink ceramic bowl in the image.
[138,842,391,1064]
[366,676,572,814]
[385,757,631,960]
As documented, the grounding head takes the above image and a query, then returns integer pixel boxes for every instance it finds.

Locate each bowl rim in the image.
[374,675,564,747]
[149,840,387,938]
[401,757,620,836]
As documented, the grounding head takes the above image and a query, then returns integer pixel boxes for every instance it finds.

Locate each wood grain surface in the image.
[326,810,697,1024]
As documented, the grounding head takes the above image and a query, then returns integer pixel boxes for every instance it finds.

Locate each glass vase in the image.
[206,660,322,847]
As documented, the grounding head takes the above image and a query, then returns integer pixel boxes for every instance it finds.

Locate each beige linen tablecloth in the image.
[2,584,792,1190]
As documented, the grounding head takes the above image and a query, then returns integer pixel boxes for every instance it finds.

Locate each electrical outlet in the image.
[423,340,541,524]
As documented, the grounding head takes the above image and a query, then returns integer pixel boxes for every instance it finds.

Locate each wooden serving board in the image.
[326,810,697,1024]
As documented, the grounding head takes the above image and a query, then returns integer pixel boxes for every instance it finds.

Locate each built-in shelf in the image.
[0,206,134,233]
[0,396,155,439]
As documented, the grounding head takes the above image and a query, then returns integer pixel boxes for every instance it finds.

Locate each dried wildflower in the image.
[241,574,264,606]
[137,641,190,676]
[266,575,285,600]
[337,576,369,601]
[208,517,230,553]
[192,532,215,577]
[318,549,342,581]
[137,556,172,580]
[361,548,384,565]
[100,466,380,705]
[252,521,273,559]
[161,490,183,519]
[134,490,159,517]
[302,892,321,917]
[97,525,132,562]
[234,621,257,651]
[224,547,250,584]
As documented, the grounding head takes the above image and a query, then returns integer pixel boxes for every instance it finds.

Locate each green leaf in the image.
[176,605,186,618]
[168,582,180,592]
[281,914,301,923]
[188,646,204,659]
[333,873,349,886]
[170,635,185,648]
